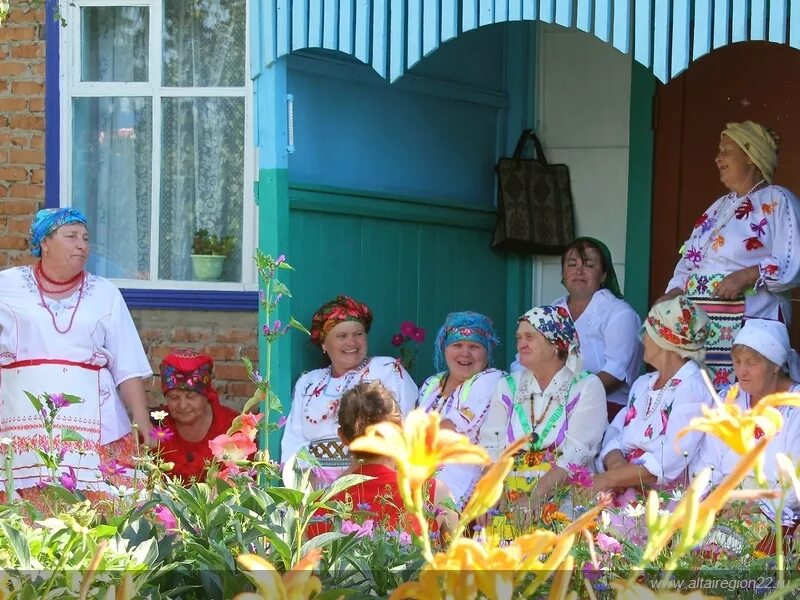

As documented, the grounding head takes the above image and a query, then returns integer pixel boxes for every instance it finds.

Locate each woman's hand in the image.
[713,266,759,300]
[654,288,683,305]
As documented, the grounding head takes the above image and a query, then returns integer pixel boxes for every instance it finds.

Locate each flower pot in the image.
[191,254,225,281]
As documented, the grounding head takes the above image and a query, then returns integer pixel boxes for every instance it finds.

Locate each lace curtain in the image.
[72,1,246,282]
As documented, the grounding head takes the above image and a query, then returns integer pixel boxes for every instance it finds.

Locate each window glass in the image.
[162,0,246,87]
[159,97,244,281]
[80,6,149,82]
[72,97,153,279]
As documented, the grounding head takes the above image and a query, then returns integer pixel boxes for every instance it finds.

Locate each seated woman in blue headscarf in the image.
[418,311,504,508]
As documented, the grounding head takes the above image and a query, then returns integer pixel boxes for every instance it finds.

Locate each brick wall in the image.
[133,309,259,411]
[0,1,45,268]
[0,3,260,414]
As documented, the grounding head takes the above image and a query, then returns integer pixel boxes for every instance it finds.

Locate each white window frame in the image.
[59,0,257,291]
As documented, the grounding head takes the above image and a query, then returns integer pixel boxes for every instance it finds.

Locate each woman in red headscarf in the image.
[281,295,419,487]
[155,349,240,482]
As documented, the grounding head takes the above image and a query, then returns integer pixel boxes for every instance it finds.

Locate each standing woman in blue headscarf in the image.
[0,208,153,500]
[418,311,503,507]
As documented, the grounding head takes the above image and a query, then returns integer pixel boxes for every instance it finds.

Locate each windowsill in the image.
[117,282,259,311]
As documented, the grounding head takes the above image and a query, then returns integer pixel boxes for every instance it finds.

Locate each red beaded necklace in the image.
[304,358,370,425]
[33,262,86,334]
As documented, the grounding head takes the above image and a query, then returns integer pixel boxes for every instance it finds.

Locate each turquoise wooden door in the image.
[287,184,523,387]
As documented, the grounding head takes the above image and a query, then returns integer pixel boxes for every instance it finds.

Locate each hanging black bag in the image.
[492,129,575,254]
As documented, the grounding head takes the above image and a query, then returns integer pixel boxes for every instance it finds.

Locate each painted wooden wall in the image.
[531,23,633,306]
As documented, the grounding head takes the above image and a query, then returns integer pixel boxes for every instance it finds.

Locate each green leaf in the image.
[277,261,295,271]
[241,356,253,373]
[265,487,305,509]
[91,524,118,539]
[318,474,373,503]
[24,390,42,413]
[0,521,31,568]
[300,531,347,554]
[272,281,289,296]
[60,428,84,443]
[64,394,83,405]
[288,316,310,335]
[241,392,264,414]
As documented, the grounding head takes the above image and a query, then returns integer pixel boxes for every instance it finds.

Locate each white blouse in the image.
[419,368,504,506]
[511,290,643,406]
[0,266,152,444]
[597,361,712,485]
[480,366,607,471]
[666,185,800,320]
[280,356,418,462]
[690,384,800,524]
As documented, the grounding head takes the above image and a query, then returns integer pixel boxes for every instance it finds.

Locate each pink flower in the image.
[239,413,264,442]
[398,532,412,545]
[275,254,286,265]
[276,415,287,429]
[59,466,77,493]
[208,432,257,466]
[99,459,126,478]
[411,327,426,343]
[340,519,374,538]
[582,562,603,582]
[400,321,417,337]
[150,426,175,442]
[391,333,404,347]
[566,462,593,488]
[623,404,637,427]
[596,532,622,554]
[154,504,178,532]
[50,393,70,409]
[341,520,360,535]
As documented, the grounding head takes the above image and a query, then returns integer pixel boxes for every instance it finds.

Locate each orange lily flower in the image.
[235,550,322,600]
[348,409,490,510]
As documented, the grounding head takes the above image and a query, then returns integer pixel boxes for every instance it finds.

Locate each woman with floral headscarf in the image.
[593,296,713,494]
[0,208,152,498]
[281,295,418,486]
[480,305,607,508]
[657,121,800,389]
[418,311,504,507]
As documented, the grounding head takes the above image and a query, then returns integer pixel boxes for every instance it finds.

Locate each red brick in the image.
[0,81,8,93]
[7,219,31,234]
[147,344,175,363]
[227,382,257,398]
[29,134,43,149]
[0,134,28,147]
[0,167,28,181]
[7,183,43,199]
[0,62,29,76]
[0,27,37,42]
[240,345,259,362]
[0,97,27,111]
[172,327,213,343]
[28,97,44,112]
[0,116,9,128]
[11,43,44,59]
[30,169,43,184]
[10,149,43,165]
[217,328,256,343]
[2,200,38,215]
[202,343,240,361]
[11,81,43,95]
[9,115,44,130]
[0,236,28,250]
[214,362,249,381]
[29,62,45,77]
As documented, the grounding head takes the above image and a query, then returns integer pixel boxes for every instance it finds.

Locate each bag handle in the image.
[512,129,548,164]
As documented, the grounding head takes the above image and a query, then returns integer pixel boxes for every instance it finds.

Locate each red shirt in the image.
[157,400,239,483]
[306,463,437,538]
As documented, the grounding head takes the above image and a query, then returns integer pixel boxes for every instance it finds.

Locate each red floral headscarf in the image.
[159,349,219,404]
[310,295,373,347]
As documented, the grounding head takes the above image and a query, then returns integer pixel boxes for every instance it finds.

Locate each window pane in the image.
[81,7,149,82]
[162,0,245,87]
[159,97,244,282]
[72,98,153,280]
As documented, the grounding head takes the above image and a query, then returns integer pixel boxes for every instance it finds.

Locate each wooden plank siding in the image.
[261,0,800,83]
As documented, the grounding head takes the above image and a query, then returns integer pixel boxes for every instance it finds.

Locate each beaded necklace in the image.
[33,263,86,335]
[697,179,766,260]
[304,357,370,425]
[644,374,680,417]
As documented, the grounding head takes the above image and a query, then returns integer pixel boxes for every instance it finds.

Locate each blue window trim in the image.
[43,2,258,313]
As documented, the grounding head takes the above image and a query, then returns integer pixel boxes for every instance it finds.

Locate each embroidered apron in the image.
[685,272,745,390]
[0,360,102,492]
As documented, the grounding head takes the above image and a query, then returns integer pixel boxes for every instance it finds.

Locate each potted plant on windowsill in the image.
[191,228,236,281]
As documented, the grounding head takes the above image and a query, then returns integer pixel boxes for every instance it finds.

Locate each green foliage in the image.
[191,228,236,256]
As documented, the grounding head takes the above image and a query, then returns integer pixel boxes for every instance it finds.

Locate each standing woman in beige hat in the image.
[658,121,800,390]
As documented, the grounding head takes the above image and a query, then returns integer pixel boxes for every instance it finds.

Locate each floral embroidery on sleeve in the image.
[711,235,725,251]
[761,201,776,215]
[744,237,764,251]
[735,198,754,220]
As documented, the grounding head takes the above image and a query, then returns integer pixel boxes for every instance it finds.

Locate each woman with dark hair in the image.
[512,237,642,421]
[306,381,456,538]
[281,295,418,486]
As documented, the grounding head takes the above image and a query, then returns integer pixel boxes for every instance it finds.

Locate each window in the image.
[60,0,255,288]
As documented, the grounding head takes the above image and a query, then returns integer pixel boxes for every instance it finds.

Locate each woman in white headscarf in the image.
[691,318,800,541]
[657,121,800,390]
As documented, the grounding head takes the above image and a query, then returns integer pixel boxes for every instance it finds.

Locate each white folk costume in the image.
[0,266,152,493]
[281,356,418,485]
[481,306,607,495]
[419,368,503,506]
[667,184,800,388]
[598,361,711,485]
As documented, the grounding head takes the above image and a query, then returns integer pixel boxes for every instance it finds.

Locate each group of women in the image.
[284,120,800,541]
[1,119,799,544]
